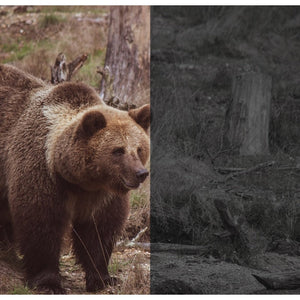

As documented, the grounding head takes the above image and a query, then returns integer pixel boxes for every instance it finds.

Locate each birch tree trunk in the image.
[100,6,150,109]
[224,72,272,155]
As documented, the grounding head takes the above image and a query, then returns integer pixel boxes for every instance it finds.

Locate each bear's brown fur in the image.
[0,64,150,293]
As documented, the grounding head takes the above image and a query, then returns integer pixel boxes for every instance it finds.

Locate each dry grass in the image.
[1,7,108,86]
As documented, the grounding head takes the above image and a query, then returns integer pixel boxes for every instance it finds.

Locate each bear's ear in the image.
[128,104,150,131]
[76,110,106,138]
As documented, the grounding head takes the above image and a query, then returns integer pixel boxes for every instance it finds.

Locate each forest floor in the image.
[0,6,150,295]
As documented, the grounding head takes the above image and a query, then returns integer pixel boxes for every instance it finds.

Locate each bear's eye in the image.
[137,147,143,155]
[112,147,125,156]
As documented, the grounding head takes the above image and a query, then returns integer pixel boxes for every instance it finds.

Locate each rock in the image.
[152,279,197,294]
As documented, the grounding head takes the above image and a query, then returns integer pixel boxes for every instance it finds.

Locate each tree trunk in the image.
[100,6,150,109]
[224,72,272,155]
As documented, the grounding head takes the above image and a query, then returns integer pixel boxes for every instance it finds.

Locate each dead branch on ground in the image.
[253,272,300,290]
[151,243,210,255]
[223,161,275,181]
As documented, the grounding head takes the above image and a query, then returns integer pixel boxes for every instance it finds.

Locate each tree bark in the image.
[99,6,150,109]
[224,72,272,155]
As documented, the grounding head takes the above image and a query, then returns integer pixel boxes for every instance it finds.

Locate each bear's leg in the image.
[72,220,117,292]
[11,196,67,294]
[0,197,14,248]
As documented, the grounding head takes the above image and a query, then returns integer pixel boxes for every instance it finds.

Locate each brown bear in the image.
[0,64,150,294]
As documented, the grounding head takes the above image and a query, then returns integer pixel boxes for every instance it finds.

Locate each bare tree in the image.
[99,6,150,109]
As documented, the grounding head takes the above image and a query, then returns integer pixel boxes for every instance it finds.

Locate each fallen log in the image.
[252,272,300,290]
[151,242,210,256]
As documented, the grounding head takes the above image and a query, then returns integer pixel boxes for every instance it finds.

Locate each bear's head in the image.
[53,104,150,193]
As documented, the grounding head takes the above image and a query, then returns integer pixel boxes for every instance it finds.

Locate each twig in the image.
[216,167,245,173]
[151,242,209,255]
[67,53,88,80]
[116,227,149,250]
[131,227,148,243]
[225,161,275,181]
[217,165,298,174]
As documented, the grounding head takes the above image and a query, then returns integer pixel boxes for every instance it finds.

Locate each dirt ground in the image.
[0,243,149,294]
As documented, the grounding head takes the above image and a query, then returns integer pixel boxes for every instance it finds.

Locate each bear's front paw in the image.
[28,271,65,294]
[86,274,119,292]
[35,285,66,295]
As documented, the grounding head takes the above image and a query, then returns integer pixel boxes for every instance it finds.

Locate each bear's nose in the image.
[136,169,149,183]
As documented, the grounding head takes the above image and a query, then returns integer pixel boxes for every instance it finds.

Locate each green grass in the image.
[75,48,106,88]
[38,6,108,15]
[1,41,34,62]
[1,39,55,64]
[130,191,148,209]
[38,14,66,28]
[10,285,31,295]
[108,257,128,276]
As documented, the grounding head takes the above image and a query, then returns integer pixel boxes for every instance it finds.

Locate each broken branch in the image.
[51,52,88,84]
[224,161,275,181]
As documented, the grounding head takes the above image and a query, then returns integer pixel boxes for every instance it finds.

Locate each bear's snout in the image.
[136,168,149,183]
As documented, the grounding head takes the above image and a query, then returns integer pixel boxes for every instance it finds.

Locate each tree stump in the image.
[99,6,150,109]
[224,72,272,155]
[50,53,88,84]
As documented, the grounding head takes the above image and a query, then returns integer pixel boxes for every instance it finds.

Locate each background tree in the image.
[100,6,150,109]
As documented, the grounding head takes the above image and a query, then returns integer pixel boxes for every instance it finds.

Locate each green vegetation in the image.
[1,41,33,63]
[108,257,128,275]
[10,285,31,295]
[38,6,107,15]
[130,191,148,209]
[75,48,106,88]
[1,39,55,64]
[38,14,66,28]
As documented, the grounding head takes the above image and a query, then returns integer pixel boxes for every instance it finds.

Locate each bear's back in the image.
[45,81,103,109]
[0,64,45,90]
